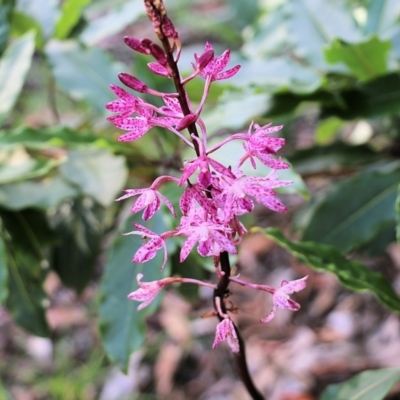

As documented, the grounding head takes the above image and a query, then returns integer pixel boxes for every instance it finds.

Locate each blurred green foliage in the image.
[0,2,400,395]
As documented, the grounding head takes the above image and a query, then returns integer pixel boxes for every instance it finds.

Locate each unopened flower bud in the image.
[119,73,148,93]
[124,36,152,54]
[149,43,168,66]
[176,114,197,131]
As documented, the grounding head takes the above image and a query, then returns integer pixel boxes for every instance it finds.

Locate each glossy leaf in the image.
[0,178,78,210]
[51,198,104,293]
[364,0,400,36]
[264,227,400,312]
[1,209,53,336]
[322,73,400,119]
[0,31,35,125]
[0,157,60,184]
[15,0,58,39]
[0,236,8,305]
[288,142,380,175]
[45,40,124,111]
[286,0,360,68]
[324,37,391,81]
[302,170,400,252]
[0,0,15,55]
[10,11,44,49]
[0,126,114,149]
[80,2,143,46]
[98,212,170,371]
[320,367,400,400]
[55,0,91,39]
[59,149,127,207]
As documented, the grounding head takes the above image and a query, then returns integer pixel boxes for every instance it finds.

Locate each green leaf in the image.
[45,40,124,112]
[320,367,400,400]
[0,126,114,149]
[288,142,380,175]
[0,236,8,305]
[80,2,143,46]
[1,208,53,336]
[396,183,400,244]
[202,89,270,135]
[0,31,35,125]
[322,73,400,119]
[99,212,170,371]
[364,0,400,36]
[55,0,91,39]
[59,149,127,207]
[51,198,104,293]
[286,0,360,68]
[324,37,392,81]
[302,170,400,252]
[0,0,15,55]
[263,227,400,312]
[0,157,60,184]
[0,177,78,210]
[10,11,45,49]
[15,0,58,39]
[315,117,344,144]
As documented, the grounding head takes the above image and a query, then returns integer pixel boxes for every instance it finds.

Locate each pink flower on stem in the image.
[194,42,241,82]
[175,206,237,261]
[128,273,169,310]
[239,123,290,170]
[212,318,239,353]
[117,184,176,221]
[124,223,168,270]
[261,276,308,323]
[229,275,308,323]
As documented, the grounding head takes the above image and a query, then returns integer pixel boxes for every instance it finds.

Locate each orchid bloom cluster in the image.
[106,0,307,355]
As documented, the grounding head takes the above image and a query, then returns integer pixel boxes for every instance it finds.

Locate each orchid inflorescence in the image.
[106,0,307,358]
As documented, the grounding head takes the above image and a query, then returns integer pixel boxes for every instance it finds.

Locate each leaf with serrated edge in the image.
[263,228,400,312]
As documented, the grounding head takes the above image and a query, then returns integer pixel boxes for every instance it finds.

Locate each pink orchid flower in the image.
[212,318,239,353]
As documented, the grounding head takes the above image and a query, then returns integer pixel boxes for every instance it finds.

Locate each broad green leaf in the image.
[80,2,143,46]
[396,183,400,244]
[0,157,60,184]
[0,31,35,125]
[324,37,392,81]
[302,170,400,252]
[55,0,91,39]
[0,237,8,305]
[15,0,58,39]
[364,0,400,36]
[230,58,322,95]
[263,227,400,312]
[0,177,78,210]
[286,0,360,68]
[202,90,270,135]
[45,40,124,112]
[59,149,127,207]
[322,73,400,119]
[1,208,53,336]
[99,212,170,371]
[315,117,344,144]
[51,198,104,293]
[288,142,380,175]
[0,0,15,55]
[320,367,400,400]
[10,11,44,49]
[0,126,114,149]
